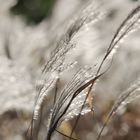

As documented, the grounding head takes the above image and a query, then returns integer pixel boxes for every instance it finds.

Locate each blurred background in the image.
[10,0,56,24]
[0,0,140,140]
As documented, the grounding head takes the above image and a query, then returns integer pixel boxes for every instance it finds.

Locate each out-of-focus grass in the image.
[10,0,56,24]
